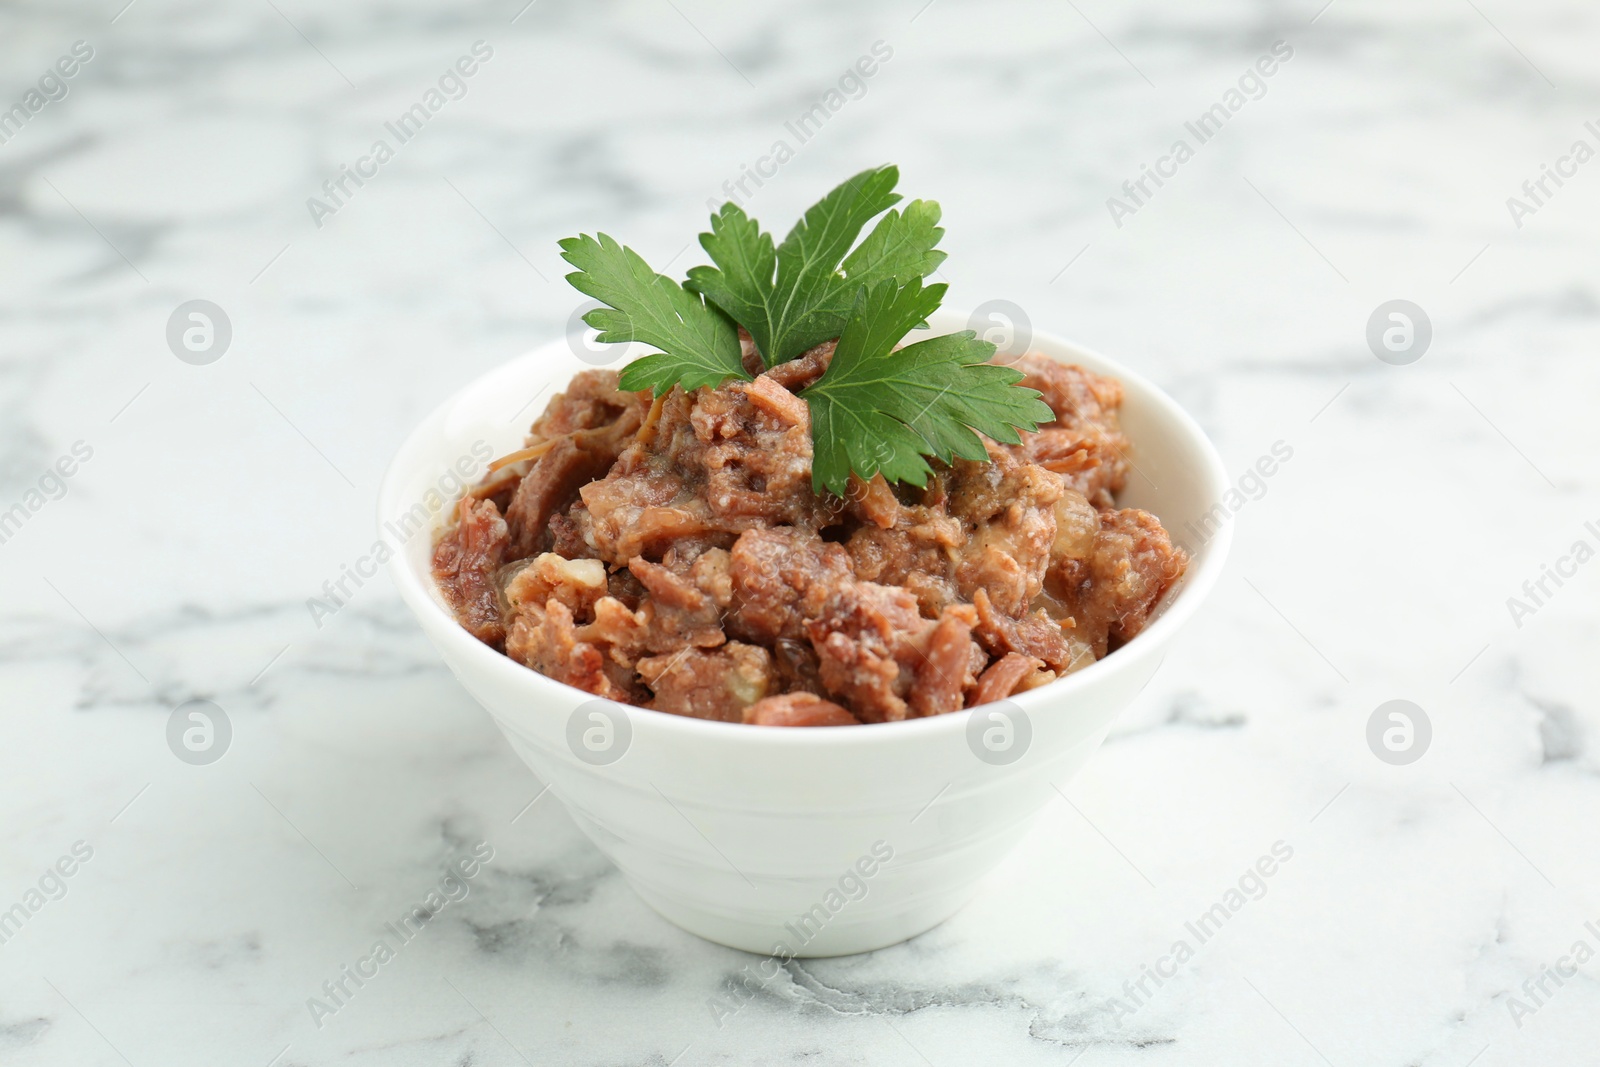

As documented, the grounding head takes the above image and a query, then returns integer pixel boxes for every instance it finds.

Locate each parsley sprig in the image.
[687,165,946,367]
[557,232,746,393]
[803,278,1052,494]
[556,165,1051,495]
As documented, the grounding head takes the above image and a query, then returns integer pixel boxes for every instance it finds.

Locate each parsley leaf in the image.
[802,279,1055,495]
[687,164,946,367]
[830,198,947,317]
[558,233,747,395]
[683,203,775,355]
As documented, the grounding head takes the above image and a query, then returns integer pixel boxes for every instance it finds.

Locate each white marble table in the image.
[2,0,1597,1063]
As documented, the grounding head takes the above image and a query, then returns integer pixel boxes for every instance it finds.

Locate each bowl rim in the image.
[380,312,1233,748]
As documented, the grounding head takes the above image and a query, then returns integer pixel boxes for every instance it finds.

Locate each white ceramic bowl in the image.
[380,308,1231,957]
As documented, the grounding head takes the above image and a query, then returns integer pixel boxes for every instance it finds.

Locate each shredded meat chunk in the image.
[639,643,773,722]
[432,498,510,648]
[909,607,984,718]
[971,652,1042,707]
[504,414,644,558]
[577,370,840,566]
[505,599,633,701]
[527,368,645,442]
[1004,355,1131,508]
[727,527,852,645]
[628,553,730,653]
[806,583,982,723]
[743,692,860,727]
[765,339,836,391]
[972,588,1093,675]
[950,448,1064,616]
[434,352,1187,724]
[1047,507,1188,656]
[503,553,607,619]
[477,370,651,558]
